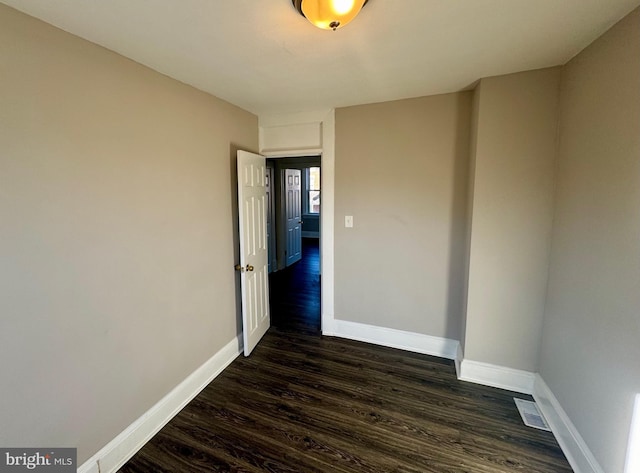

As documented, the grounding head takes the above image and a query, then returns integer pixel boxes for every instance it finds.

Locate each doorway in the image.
[269,238,320,333]
[266,157,321,334]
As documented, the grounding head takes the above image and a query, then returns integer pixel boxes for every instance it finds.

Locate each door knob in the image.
[298,220,303,224]
[234,264,244,272]
[246,264,254,272]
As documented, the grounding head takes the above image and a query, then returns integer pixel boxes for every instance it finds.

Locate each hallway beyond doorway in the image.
[269,238,320,334]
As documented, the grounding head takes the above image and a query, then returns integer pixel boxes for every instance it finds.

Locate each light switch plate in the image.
[345,216,353,228]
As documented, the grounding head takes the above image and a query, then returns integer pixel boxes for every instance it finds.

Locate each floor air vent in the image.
[514,398,551,431]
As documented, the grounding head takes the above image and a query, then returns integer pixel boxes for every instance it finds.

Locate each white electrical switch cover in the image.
[345,216,353,228]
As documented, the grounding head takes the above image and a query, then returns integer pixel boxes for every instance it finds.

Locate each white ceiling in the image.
[2,0,639,116]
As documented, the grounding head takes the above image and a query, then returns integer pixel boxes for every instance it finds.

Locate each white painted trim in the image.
[625,394,640,473]
[533,374,605,473]
[263,148,323,158]
[77,461,99,473]
[78,336,242,473]
[320,110,336,335]
[458,359,535,394]
[324,319,460,360]
[259,110,332,127]
[454,343,464,378]
[257,109,336,337]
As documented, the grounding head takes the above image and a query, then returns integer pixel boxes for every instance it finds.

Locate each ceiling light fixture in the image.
[292,0,369,31]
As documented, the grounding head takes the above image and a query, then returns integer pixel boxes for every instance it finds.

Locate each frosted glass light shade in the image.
[298,0,367,31]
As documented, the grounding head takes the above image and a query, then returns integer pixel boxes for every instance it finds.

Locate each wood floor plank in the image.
[119,330,572,472]
[120,241,571,472]
[269,239,321,334]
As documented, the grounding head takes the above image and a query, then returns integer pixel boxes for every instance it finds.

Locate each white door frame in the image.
[259,110,336,335]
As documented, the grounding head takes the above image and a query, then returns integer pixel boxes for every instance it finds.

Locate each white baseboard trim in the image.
[78,335,243,473]
[78,460,99,473]
[321,314,336,335]
[458,359,535,394]
[324,319,459,360]
[454,344,464,379]
[533,374,604,473]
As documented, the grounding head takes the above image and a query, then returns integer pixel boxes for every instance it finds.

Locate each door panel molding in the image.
[237,150,270,356]
[285,168,302,267]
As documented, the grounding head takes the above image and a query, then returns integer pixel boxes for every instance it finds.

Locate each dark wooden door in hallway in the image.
[269,237,320,334]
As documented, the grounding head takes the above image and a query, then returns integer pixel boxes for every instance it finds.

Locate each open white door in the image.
[285,168,302,266]
[237,151,270,356]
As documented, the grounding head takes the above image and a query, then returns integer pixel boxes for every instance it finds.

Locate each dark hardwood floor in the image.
[120,238,571,472]
[119,329,572,473]
[269,238,321,334]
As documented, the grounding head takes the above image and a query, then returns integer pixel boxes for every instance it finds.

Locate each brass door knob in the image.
[234,264,244,272]
[246,264,254,272]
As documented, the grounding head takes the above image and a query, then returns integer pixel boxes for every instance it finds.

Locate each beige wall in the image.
[459,84,482,350]
[464,68,560,371]
[3,1,639,470]
[335,93,471,339]
[0,4,257,464]
[539,8,640,473]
